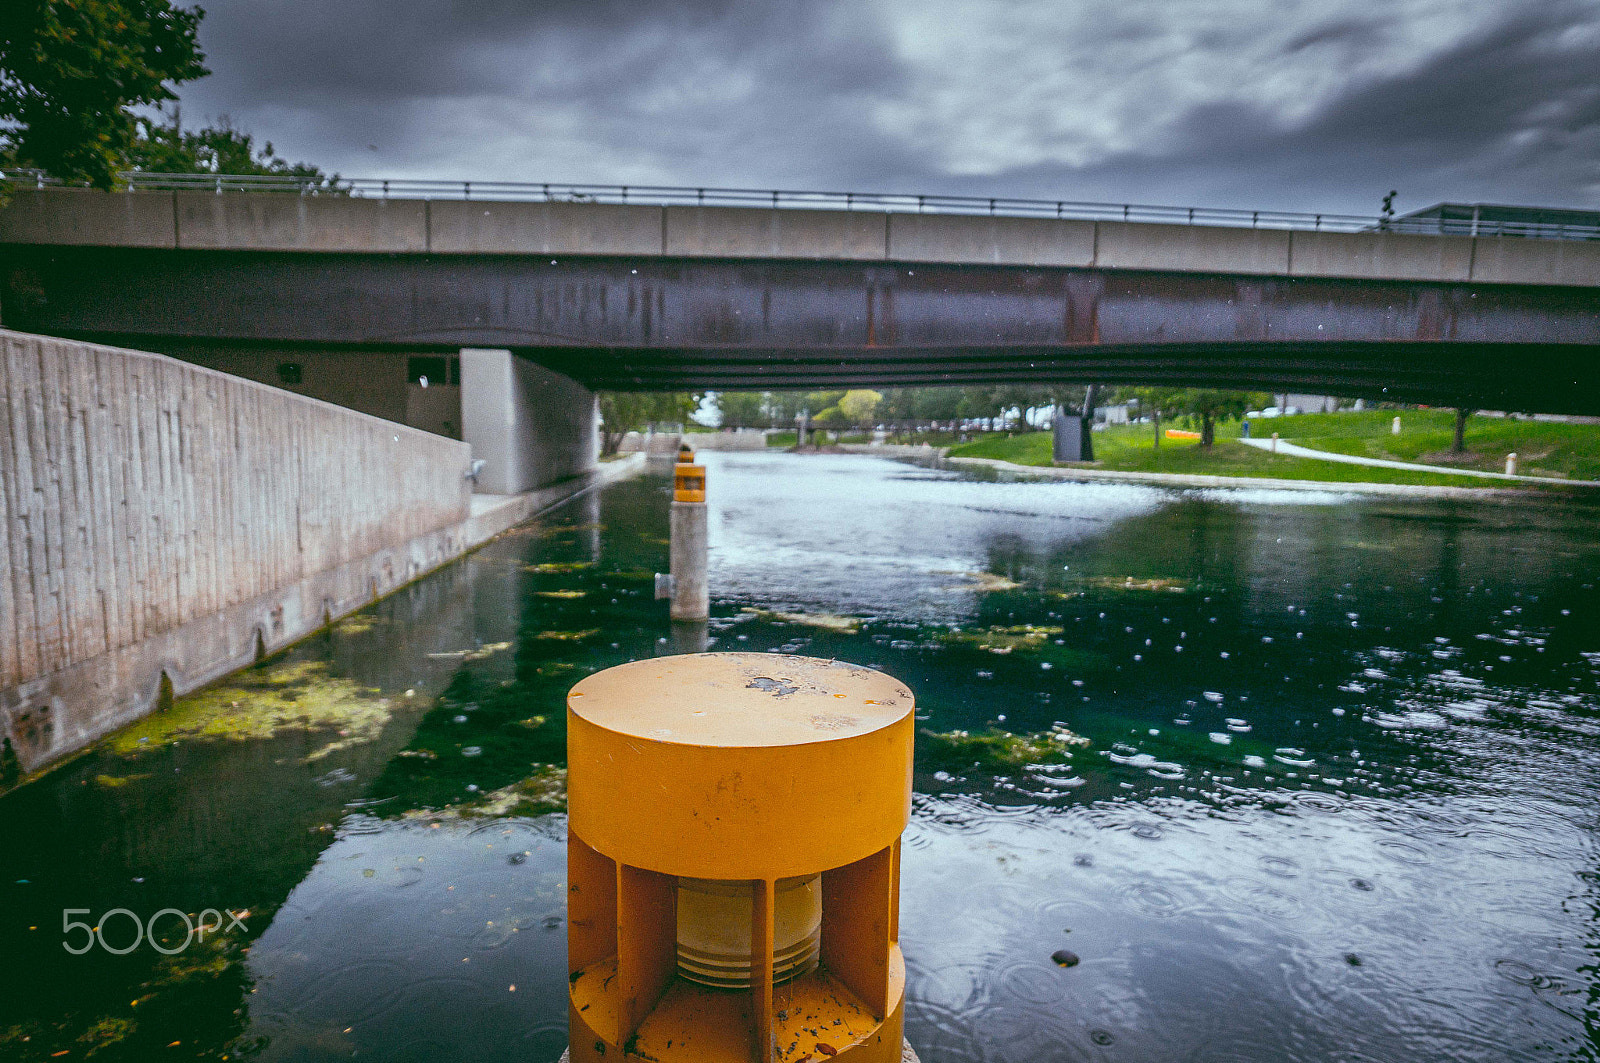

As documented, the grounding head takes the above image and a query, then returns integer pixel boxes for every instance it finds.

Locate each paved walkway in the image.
[943,455,1527,498]
[1236,436,1600,486]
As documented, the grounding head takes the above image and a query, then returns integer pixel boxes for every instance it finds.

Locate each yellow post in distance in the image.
[674,463,706,503]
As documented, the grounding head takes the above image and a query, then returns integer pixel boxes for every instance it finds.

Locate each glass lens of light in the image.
[676,875,821,988]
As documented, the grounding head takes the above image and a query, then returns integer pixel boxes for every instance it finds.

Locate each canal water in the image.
[3,450,1598,1062]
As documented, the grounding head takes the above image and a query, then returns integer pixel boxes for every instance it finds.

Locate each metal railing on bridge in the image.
[6,168,1599,241]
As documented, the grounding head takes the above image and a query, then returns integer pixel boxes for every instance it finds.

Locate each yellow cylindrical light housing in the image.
[673,463,705,503]
[566,653,914,1063]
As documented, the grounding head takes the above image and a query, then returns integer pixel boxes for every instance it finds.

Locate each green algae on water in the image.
[77,1015,137,1057]
[939,624,1063,654]
[935,570,1026,592]
[106,660,392,760]
[426,641,513,661]
[741,607,862,632]
[93,773,151,788]
[535,590,588,599]
[920,725,1090,772]
[533,628,600,641]
[1077,575,1189,593]
[524,560,595,574]
[405,767,569,819]
[332,614,381,635]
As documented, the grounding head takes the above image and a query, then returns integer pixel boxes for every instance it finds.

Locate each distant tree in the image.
[597,392,700,456]
[837,389,882,430]
[805,390,849,429]
[763,390,809,426]
[713,390,766,429]
[0,0,207,187]
[911,387,963,425]
[1129,386,1186,447]
[129,108,335,185]
[1170,389,1261,446]
[956,387,1007,425]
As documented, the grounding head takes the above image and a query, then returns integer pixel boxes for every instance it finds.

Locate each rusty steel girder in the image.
[4,245,1598,411]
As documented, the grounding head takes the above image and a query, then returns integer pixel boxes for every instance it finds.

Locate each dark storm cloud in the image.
[952,0,1600,212]
[1281,17,1393,55]
[171,0,1600,214]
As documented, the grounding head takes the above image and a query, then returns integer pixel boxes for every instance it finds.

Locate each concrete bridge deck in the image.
[3,187,1598,285]
[3,188,1599,413]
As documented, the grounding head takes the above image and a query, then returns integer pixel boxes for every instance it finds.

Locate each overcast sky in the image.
[170,0,1600,216]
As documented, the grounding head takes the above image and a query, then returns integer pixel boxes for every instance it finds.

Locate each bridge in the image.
[4,173,1600,778]
[2,176,1598,416]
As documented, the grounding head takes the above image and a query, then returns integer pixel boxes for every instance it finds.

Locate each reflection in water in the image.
[2,451,1598,1061]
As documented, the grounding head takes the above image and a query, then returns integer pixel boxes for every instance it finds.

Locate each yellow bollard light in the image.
[674,463,706,503]
[566,653,914,1063]
[678,442,696,464]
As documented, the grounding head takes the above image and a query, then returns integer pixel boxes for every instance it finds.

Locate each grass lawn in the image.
[1212,409,1600,482]
[946,419,1581,489]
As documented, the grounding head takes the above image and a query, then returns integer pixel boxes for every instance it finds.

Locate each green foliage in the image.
[716,387,1100,437]
[837,388,883,428]
[0,0,207,187]
[128,108,334,184]
[597,391,701,455]
[713,390,766,429]
[1166,389,1268,445]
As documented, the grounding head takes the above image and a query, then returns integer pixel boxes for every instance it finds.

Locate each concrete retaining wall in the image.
[0,330,483,775]
[5,190,1597,286]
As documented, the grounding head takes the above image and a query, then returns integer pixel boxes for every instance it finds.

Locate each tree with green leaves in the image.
[129,108,334,184]
[1169,389,1264,446]
[1,0,207,187]
[713,390,766,429]
[837,389,882,430]
[1128,386,1186,448]
[597,392,701,456]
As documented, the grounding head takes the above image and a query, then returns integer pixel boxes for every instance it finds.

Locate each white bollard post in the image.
[1392,416,1402,435]
[1271,432,1279,453]
[669,459,709,622]
[1505,452,1518,476]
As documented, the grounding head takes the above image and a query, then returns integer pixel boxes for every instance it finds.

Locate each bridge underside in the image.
[5,245,1599,412]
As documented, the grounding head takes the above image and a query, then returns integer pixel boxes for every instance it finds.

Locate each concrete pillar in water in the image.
[459,348,598,494]
[669,620,711,654]
[669,460,709,621]
[1505,452,1518,475]
[1392,416,1402,435]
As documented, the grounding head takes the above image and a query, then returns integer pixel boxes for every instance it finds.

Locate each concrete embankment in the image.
[0,329,638,778]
